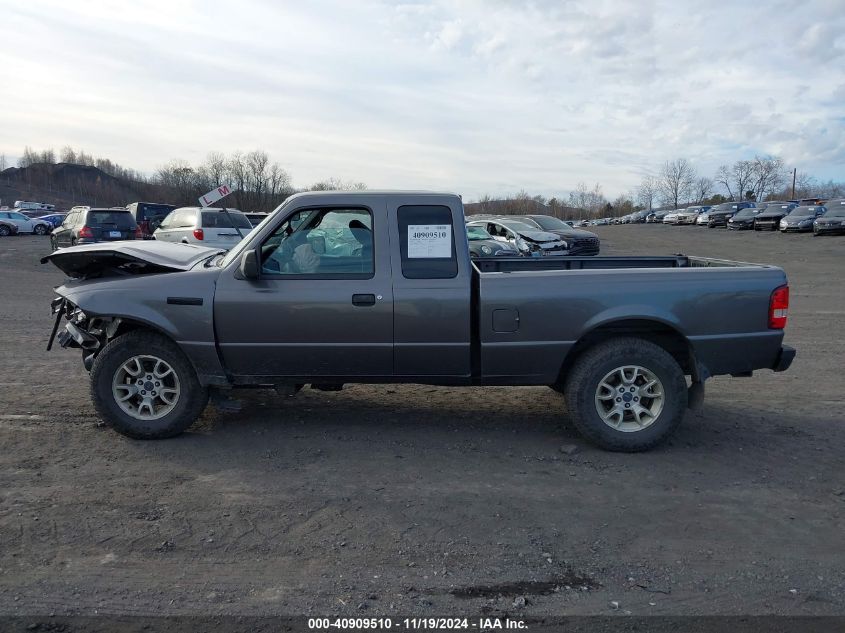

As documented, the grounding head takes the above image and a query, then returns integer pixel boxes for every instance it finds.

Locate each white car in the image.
[662,211,681,224]
[696,212,711,225]
[0,210,52,235]
[153,207,253,250]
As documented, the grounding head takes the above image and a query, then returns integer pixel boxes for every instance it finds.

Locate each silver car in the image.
[675,206,709,225]
[154,207,253,250]
[0,210,52,235]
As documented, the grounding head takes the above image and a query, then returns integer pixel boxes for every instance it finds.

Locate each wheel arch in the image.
[557,318,701,385]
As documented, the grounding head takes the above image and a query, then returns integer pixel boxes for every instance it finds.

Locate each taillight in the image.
[78,225,94,238]
[193,228,204,240]
[769,285,789,329]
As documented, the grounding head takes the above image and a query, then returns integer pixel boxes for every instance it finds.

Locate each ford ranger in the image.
[43,191,795,451]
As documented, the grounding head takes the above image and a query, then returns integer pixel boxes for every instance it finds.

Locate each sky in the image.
[0,0,843,201]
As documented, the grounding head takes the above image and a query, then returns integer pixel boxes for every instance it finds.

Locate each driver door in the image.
[213,200,394,379]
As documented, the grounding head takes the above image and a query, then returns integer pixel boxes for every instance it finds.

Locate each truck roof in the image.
[284,190,460,202]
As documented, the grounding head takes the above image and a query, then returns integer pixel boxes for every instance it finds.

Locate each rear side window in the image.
[397,205,457,279]
[201,211,252,229]
[86,211,136,228]
[172,209,197,227]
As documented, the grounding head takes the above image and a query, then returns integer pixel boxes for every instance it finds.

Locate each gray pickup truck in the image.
[43,191,795,451]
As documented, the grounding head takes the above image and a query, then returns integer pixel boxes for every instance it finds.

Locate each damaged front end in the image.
[48,297,122,370]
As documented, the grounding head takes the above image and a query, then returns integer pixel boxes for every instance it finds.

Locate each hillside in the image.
[0,163,164,210]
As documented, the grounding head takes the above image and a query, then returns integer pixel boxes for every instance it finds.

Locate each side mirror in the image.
[240,249,260,280]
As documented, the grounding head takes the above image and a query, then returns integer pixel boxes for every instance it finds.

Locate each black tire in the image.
[0,224,9,237]
[34,224,47,235]
[563,337,687,452]
[90,331,209,439]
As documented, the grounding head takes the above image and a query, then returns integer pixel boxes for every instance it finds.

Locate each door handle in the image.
[352,294,376,306]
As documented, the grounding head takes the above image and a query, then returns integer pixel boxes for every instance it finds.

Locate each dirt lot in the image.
[0,225,843,619]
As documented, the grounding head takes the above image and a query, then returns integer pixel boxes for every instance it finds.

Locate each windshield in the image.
[788,206,819,217]
[466,225,493,240]
[733,208,758,218]
[499,219,539,232]
[528,215,569,230]
[823,206,845,217]
[220,204,286,267]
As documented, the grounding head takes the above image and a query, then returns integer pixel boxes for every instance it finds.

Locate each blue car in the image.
[34,213,67,231]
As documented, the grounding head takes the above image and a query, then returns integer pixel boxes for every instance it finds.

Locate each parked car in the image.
[153,207,253,250]
[0,219,20,237]
[648,210,671,223]
[466,224,519,257]
[245,212,270,227]
[779,205,826,233]
[675,205,711,225]
[43,190,795,452]
[813,199,845,235]
[51,207,138,250]
[519,214,601,255]
[707,202,756,228]
[753,202,797,231]
[727,207,764,230]
[126,202,177,239]
[663,211,682,224]
[14,201,54,211]
[0,210,52,235]
[35,213,67,231]
[696,210,712,226]
[466,218,569,256]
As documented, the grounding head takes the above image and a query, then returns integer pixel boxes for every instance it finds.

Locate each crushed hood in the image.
[42,241,224,278]
[516,229,562,243]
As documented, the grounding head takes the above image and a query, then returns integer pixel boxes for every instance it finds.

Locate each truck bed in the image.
[472,255,771,272]
[472,254,787,384]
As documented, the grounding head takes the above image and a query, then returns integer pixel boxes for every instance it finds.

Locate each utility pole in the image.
[791,168,796,199]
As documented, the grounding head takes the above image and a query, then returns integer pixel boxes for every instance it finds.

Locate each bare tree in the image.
[816,179,845,200]
[227,152,248,209]
[59,146,77,164]
[18,146,39,167]
[568,182,607,218]
[715,160,755,201]
[155,159,201,205]
[751,155,784,201]
[793,172,816,198]
[202,151,228,187]
[693,176,713,203]
[658,158,697,209]
[636,175,658,210]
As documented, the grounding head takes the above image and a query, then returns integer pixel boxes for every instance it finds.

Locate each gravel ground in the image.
[0,226,843,619]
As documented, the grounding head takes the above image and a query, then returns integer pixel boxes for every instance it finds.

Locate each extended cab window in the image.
[398,205,457,279]
[260,208,374,277]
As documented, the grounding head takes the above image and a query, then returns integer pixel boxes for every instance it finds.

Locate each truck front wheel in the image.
[90,331,209,439]
[563,337,687,452]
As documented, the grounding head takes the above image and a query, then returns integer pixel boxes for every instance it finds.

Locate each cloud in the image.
[0,0,843,201]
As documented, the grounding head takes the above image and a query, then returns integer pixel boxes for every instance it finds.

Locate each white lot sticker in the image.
[408,225,451,258]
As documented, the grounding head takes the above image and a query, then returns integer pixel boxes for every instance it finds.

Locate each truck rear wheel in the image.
[90,331,209,439]
[563,337,687,452]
